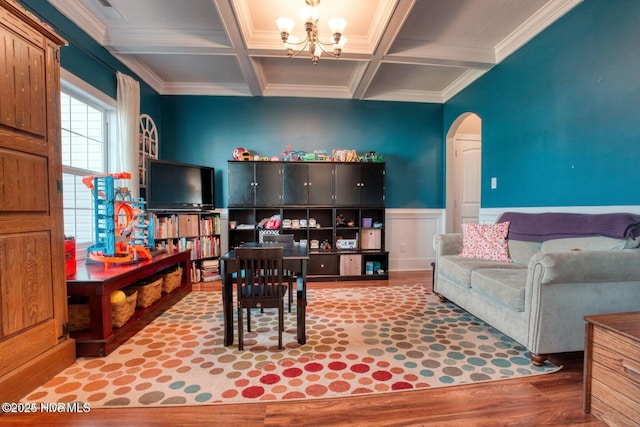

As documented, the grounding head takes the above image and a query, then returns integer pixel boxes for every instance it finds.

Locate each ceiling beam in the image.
[352,0,417,100]
[214,0,262,96]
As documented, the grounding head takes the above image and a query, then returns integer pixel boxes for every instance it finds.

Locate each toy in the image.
[83,172,154,267]
[332,149,358,162]
[233,147,251,161]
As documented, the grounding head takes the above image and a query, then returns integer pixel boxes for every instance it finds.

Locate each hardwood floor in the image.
[1,271,605,426]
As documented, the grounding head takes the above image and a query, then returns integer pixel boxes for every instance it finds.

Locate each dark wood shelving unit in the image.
[228,161,388,281]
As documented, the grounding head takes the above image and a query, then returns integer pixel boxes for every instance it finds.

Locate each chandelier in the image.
[276,0,347,64]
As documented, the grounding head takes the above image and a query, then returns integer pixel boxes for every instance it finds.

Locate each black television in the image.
[146,159,215,211]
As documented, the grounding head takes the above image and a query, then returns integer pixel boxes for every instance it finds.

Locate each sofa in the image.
[433,212,640,365]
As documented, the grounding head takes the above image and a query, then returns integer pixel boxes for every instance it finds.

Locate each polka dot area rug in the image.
[23,284,560,407]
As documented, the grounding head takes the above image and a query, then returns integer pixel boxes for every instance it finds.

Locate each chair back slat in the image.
[236,247,284,301]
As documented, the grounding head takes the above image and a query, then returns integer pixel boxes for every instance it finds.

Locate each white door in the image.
[453,135,481,232]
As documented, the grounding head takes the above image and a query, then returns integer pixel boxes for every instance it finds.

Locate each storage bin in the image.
[162,266,183,293]
[68,300,90,332]
[111,290,138,328]
[258,229,279,243]
[340,255,362,276]
[130,276,163,308]
[361,229,381,250]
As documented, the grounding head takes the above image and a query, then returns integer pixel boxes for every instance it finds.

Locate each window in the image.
[60,71,116,254]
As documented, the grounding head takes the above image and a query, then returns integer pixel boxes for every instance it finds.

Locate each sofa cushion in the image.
[541,235,640,253]
[507,239,542,266]
[438,255,523,287]
[471,268,529,312]
[460,222,511,262]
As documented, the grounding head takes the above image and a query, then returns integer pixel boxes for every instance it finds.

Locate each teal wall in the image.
[17,0,640,211]
[161,96,443,208]
[444,0,640,208]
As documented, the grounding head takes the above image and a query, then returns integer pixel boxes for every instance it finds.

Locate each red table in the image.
[66,250,191,356]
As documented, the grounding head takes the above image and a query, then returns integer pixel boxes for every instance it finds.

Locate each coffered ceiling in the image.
[47,0,582,103]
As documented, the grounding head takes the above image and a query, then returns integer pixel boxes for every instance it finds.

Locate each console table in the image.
[66,250,192,357]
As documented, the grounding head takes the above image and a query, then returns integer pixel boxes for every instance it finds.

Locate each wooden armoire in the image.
[0,0,75,401]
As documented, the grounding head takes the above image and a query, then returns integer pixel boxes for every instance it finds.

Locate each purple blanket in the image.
[497,212,640,242]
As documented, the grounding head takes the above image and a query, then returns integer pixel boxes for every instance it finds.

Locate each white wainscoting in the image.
[386,209,445,271]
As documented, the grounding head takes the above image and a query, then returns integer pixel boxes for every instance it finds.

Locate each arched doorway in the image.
[445,113,482,233]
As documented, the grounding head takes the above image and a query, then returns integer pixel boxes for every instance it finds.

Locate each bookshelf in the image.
[152,211,221,282]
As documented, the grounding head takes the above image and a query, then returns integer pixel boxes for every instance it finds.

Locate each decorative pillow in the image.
[460,222,511,262]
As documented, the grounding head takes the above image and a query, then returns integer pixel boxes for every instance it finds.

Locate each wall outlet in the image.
[400,243,406,253]
[491,177,497,189]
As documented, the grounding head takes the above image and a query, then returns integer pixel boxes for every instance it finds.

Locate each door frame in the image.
[445,113,482,233]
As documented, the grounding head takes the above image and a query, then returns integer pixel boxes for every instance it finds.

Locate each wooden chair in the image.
[261,234,295,312]
[235,247,287,350]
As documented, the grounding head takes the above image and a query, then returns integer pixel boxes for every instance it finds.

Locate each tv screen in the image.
[146,159,215,210]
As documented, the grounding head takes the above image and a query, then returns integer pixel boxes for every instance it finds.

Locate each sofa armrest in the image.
[433,233,463,257]
[529,250,640,284]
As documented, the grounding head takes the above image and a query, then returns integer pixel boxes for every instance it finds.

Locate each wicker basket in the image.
[111,290,137,328]
[162,266,183,293]
[130,276,163,308]
[68,302,90,332]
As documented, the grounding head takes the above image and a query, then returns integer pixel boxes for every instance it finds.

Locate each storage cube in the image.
[340,255,362,276]
[361,229,381,250]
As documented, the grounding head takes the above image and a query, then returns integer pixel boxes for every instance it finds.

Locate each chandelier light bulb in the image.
[300,5,319,24]
[276,0,346,64]
[276,16,295,35]
[312,43,322,64]
[333,35,346,56]
[328,17,346,35]
[336,35,347,49]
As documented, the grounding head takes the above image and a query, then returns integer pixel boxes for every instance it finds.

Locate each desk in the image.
[220,242,309,346]
[67,250,192,356]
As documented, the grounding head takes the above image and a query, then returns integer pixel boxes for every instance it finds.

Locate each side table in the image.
[583,311,640,426]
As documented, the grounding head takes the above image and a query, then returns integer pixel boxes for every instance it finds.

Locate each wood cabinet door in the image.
[334,163,361,206]
[254,162,282,206]
[283,163,333,205]
[0,25,46,136]
[0,11,68,383]
[360,163,385,206]
[282,163,308,205]
[228,162,255,206]
[308,163,333,205]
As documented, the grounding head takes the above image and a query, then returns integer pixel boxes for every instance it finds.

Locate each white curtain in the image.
[115,71,141,198]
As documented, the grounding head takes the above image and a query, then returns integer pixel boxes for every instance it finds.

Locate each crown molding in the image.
[108,54,164,93]
[47,0,108,44]
[363,89,444,104]
[495,0,584,62]
[442,69,488,102]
